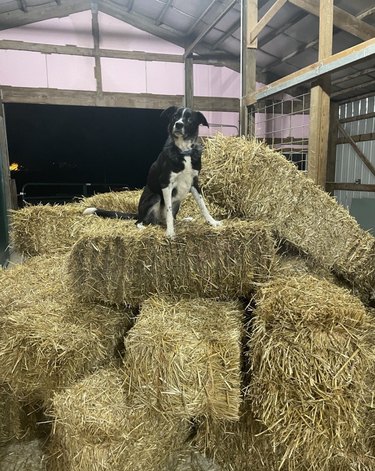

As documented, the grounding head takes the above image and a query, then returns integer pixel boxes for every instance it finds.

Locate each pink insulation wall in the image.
[0,11,239,134]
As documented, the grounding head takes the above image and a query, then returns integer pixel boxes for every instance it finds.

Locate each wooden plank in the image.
[91,5,102,94]
[249,0,287,43]
[326,101,339,190]
[0,102,11,213]
[241,0,257,135]
[0,39,185,62]
[339,111,375,124]
[184,55,194,108]
[0,0,90,30]
[337,123,375,177]
[0,87,239,111]
[326,182,375,192]
[307,0,333,187]
[246,37,375,105]
[184,0,238,58]
[156,0,173,26]
[336,132,375,144]
[288,0,375,41]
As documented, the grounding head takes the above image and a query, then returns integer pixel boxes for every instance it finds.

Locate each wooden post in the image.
[240,0,257,136]
[0,101,10,265]
[307,0,333,187]
[326,101,339,193]
[91,2,102,94]
[184,54,194,109]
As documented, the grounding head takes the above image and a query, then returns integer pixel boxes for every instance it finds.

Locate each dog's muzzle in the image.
[173,122,184,135]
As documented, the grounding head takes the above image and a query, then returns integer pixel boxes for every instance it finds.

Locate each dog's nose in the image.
[175,122,183,130]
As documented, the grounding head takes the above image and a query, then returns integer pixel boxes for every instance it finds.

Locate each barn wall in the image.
[335,96,375,209]
[0,11,239,134]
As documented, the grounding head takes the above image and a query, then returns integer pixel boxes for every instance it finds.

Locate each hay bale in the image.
[10,190,227,258]
[201,135,375,300]
[247,275,375,470]
[67,218,275,306]
[0,439,44,471]
[0,255,132,400]
[48,368,191,471]
[123,296,244,420]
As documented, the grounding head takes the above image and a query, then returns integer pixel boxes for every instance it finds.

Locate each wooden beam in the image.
[339,111,375,124]
[258,9,307,47]
[336,132,375,145]
[249,0,287,43]
[241,0,258,135]
[91,3,102,94]
[332,66,375,86]
[337,123,375,177]
[246,37,375,105]
[0,0,90,30]
[288,0,375,41]
[0,101,11,213]
[186,0,217,36]
[213,18,240,50]
[326,101,339,190]
[183,0,237,59]
[358,6,375,20]
[184,55,194,108]
[18,0,29,13]
[127,0,135,13]
[307,0,333,187]
[0,39,185,62]
[0,87,239,112]
[326,182,375,192]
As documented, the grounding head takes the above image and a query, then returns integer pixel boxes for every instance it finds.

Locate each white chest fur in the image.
[170,156,198,202]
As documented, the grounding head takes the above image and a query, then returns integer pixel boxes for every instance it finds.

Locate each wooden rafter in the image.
[18,0,28,13]
[186,0,216,36]
[288,0,375,41]
[184,0,237,58]
[258,9,307,47]
[213,18,240,50]
[249,0,287,44]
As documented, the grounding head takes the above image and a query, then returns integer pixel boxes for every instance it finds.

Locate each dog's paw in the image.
[182,217,195,222]
[82,207,97,216]
[137,223,146,230]
[210,219,222,228]
[165,230,176,239]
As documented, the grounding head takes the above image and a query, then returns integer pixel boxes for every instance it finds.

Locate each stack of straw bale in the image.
[10,190,226,257]
[49,367,191,471]
[67,218,275,306]
[123,296,244,420]
[247,274,375,470]
[201,134,375,301]
[0,254,132,401]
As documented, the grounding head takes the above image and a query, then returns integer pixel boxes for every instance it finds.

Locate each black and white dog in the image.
[83,106,221,238]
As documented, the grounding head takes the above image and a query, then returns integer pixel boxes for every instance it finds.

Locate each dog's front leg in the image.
[191,184,222,228]
[162,186,175,238]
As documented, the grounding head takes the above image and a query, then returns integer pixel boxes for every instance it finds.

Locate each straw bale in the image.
[10,190,227,258]
[201,134,375,300]
[67,218,275,306]
[48,368,191,471]
[247,275,375,470]
[0,439,45,471]
[0,254,132,400]
[123,296,244,420]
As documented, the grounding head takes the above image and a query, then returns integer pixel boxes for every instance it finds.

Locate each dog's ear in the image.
[161,106,177,121]
[196,111,209,128]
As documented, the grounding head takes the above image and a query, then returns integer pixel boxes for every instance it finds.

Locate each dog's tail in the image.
[83,207,137,220]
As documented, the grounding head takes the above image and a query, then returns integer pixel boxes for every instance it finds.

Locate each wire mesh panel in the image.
[248,92,310,171]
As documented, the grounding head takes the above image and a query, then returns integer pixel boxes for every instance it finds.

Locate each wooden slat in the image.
[288,0,375,41]
[339,111,375,124]
[91,5,102,94]
[337,123,375,177]
[184,55,194,108]
[336,132,375,144]
[326,101,339,190]
[326,182,375,192]
[246,37,375,105]
[249,0,287,43]
[0,87,239,111]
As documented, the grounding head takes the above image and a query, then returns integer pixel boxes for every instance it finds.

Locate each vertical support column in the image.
[307,0,333,187]
[184,54,194,109]
[0,101,10,265]
[240,0,257,136]
[91,2,103,94]
[326,101,339,193]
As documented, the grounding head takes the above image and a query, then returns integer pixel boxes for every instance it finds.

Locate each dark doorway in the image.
[5,103,167,204]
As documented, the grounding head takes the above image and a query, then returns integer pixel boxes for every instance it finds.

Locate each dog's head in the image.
[161,106,209,141]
